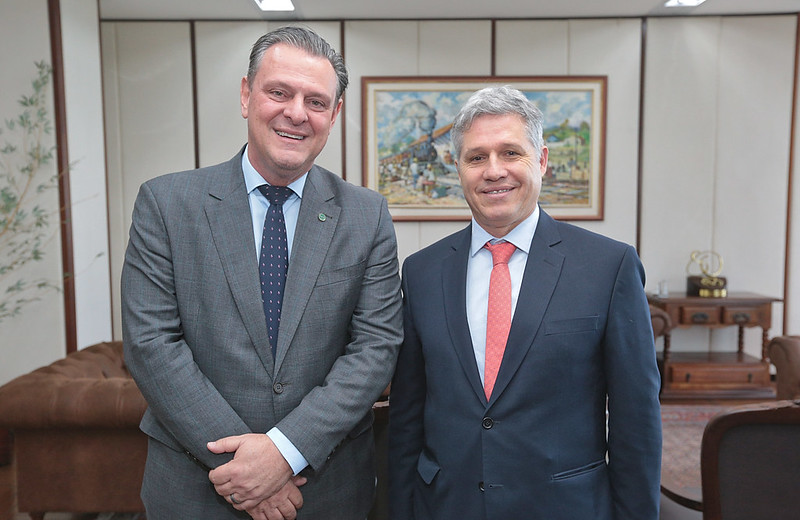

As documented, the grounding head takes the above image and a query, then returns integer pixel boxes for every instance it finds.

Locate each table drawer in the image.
[668,364,769,386]
[721,307,759,326]
[679,306,721,325]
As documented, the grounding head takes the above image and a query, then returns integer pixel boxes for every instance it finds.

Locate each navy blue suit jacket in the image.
[388,209,661,520]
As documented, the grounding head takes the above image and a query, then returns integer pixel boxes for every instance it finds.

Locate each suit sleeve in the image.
[121,181,251,469]
[273,197,404,470]
[604,246,662,520]
[387,259,427,519]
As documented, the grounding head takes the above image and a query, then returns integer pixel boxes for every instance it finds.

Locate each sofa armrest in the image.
[0,342,147,429]
[767,335,800,400]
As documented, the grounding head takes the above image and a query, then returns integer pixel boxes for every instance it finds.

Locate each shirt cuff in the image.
[266,427,309,475]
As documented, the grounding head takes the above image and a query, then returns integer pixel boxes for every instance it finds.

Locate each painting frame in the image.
[361,76,607,221]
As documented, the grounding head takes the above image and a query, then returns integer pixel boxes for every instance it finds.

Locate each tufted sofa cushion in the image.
[0,341,146,430]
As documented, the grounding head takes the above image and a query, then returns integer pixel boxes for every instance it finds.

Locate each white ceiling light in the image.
[664,0,707,6]
[254,0,295,11]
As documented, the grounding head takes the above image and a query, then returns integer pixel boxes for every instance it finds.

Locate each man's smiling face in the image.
[240,43,342,186]
[456,113,548,237]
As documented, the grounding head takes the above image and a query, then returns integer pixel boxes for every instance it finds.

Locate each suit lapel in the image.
[275,166,340,368]
[205,152,275,376]
[442,227,487,403]
[489,211,564,404]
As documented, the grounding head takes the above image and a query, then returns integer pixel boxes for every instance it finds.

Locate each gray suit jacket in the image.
[122,150,403,519]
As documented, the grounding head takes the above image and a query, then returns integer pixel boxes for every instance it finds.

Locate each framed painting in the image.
[361,76,606,221]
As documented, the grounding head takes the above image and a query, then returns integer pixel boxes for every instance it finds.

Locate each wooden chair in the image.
[767,335,800,399]
[700,400,800,520]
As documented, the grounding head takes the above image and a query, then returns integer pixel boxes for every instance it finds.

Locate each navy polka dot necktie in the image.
[257,185,293,359]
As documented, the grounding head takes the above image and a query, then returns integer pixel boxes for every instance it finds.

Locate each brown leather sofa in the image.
[0,341,392,520]
[0,341,147,520]
[767,335,800,400]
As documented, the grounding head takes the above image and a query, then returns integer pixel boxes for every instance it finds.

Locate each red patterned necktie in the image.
[484,240,516,399]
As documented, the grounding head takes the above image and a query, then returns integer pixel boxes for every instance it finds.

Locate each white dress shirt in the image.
[465,205,540,385]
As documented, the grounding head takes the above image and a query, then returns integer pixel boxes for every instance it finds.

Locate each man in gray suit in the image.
[122,26,403,520]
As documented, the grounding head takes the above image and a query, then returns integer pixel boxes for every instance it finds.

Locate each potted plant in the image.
[0,61,59,325]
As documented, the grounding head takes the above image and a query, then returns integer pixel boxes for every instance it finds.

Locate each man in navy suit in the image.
[388,86,661,519]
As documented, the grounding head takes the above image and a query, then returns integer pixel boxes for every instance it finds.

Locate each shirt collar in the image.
[470,205,540,257]
[241,144,307,198]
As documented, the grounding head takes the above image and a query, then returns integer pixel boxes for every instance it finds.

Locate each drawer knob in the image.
[732,313,751,324]
[691,312,709,323]
[748,373,753,383]
[685,373,691,382]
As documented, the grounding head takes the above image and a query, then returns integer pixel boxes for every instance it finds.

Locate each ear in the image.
[329,98,344,130]
[538,146,549,176]
[240,77,250,119]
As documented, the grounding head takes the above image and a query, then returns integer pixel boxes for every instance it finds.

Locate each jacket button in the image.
[482,417,493,429]
[478,481,485,491]
[273,382,284,394]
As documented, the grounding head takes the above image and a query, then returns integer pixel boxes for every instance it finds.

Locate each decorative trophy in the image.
[686,250,727,297]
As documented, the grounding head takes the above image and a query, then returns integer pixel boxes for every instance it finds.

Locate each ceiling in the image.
[99,0,800,21]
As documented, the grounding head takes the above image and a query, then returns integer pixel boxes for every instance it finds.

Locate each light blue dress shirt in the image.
[242,146,309,475]
[465,205,540,385]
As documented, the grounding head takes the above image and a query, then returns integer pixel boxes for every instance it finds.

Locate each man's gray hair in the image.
[247,26,349,101]
[451,85,544,159]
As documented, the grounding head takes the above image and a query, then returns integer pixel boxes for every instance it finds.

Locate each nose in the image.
[484,155,507,180]
[283,95,308,125]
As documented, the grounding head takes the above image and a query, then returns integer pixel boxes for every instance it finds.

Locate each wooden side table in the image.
[648,292,779,400]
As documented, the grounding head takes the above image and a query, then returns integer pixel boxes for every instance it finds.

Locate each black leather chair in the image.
[700,399,800,520]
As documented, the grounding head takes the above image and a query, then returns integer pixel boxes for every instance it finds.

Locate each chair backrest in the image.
[700,400,800,520]
[649,303,672,339]
[767,335,800,399]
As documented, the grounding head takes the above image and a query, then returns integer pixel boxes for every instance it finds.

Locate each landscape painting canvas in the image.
[362,76,606,221]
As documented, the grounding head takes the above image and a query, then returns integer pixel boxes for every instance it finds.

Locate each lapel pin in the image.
[318,213,327,222]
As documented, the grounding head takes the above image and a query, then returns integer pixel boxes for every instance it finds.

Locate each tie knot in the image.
[258,185,293,206]
[485,240,516,265]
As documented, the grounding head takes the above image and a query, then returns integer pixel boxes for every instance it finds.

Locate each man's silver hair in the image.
[451,85,544,159]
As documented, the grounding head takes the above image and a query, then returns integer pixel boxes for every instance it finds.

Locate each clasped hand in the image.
[208,433,306,520]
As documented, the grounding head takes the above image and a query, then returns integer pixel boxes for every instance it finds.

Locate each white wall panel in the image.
[642,18,727,353]
[419,21,491,76]
[642,18,721,295]
[496,20,569,75]
[568,19,642,245]
[0,0,66,385]
[394,222,422,269]
[102,22,195,339]
[712,16,794,353]
[195,22,268,167]
[344,21,419,187]
[642,16,796,356]
[61,0,113,349]
[714,16,793,295]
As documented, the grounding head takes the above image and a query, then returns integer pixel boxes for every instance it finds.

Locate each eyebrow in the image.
[463,142,526,154]
[263,79,335,104]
